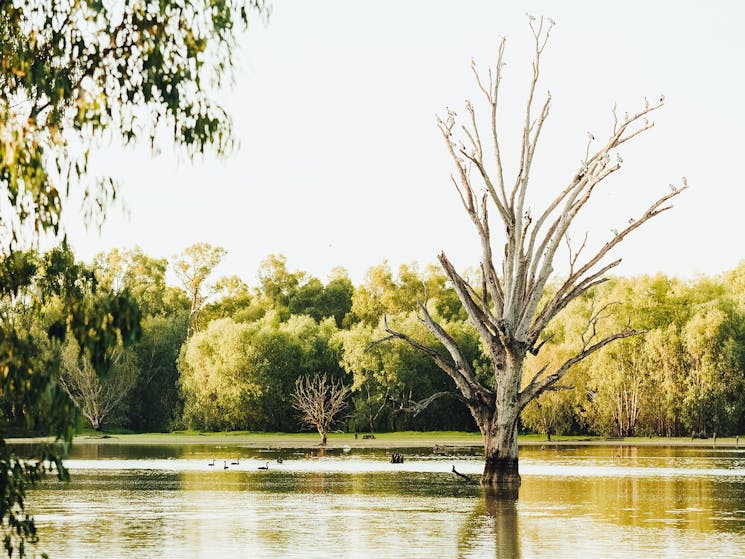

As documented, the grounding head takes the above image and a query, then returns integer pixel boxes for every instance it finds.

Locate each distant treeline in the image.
[6,244,745,438]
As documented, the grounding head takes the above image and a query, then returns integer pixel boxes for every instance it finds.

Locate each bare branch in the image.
[472,37,509,205]
[415,305,494,405]
[438,252,499,343]
[527,183,687,341]
[523,99,666,298]
[528,333,554,356]
[452,465,478,483]
[565,232,589,276]
[377,315,472,398]
[519,327,643,409]
[377,21,685,479]
[545,383,574,392]
[579,300,621,348]
[397,391,457,417]
[524,364,549,390]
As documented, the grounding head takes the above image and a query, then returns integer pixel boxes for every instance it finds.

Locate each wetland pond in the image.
[22,443,745,558]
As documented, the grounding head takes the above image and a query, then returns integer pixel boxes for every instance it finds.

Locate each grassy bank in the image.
[9,431,745,449]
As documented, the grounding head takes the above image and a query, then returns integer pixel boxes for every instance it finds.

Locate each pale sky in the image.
[65,0,745,287]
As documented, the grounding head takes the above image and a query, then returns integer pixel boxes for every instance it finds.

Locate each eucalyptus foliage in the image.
[1,0,267,247]
[0,1,268,555]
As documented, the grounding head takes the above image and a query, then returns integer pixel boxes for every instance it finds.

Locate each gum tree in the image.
[173,242,227,335]
[58,338,139,431]
[383,18,686,491]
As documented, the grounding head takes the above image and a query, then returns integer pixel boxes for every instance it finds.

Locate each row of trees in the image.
[522,270,745,439]
[11,243,745,440]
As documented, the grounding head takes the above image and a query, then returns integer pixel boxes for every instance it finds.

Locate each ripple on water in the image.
[26,445,745,559]
[60,457,745,481]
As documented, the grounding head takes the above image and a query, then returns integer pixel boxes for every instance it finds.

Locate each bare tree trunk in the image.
[482,420,520,487]
[473,358,522,489]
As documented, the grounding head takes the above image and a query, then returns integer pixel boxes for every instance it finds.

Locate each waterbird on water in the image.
[208,459,215,467]
[276,457,283,464]
[231,458,240,465]
[223,461,229,470]
[258,462,269,470]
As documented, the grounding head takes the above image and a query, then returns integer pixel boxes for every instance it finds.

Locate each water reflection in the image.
[23,445,745,558]
[458,496,520,558]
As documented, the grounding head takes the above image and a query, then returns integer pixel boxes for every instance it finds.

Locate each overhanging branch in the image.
[394,391,459,417]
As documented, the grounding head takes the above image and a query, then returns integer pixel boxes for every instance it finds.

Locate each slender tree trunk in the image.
[319,428,327,446]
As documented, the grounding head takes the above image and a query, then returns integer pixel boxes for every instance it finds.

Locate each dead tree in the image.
[383,17,686,490]
[58,340,138,431]
[292,374,351,445]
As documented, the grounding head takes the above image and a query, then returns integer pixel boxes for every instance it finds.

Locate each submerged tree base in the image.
[482,456,521,499]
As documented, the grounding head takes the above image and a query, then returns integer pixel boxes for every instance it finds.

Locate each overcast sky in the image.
[65,0,745,287]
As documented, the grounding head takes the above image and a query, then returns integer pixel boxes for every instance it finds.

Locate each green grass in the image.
[11,430,743,449]
[66,430,486,448]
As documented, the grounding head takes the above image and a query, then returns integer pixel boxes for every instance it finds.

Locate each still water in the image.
[24,444,745,558]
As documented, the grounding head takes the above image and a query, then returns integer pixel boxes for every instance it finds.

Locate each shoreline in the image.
[7,431,743,450]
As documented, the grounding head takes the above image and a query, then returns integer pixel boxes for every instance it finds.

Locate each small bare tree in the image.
[59,340,138,430]
[382,17,686,490]
[292,374,351,445]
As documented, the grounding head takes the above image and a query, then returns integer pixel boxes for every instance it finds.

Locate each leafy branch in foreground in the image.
[1,1,268,555]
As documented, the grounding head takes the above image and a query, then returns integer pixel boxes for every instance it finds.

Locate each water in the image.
[22,444,745,558]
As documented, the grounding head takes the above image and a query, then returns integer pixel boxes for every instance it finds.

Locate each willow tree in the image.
[384,18,685,490]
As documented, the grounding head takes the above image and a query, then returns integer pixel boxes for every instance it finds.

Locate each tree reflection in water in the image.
[458,493,520,558]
